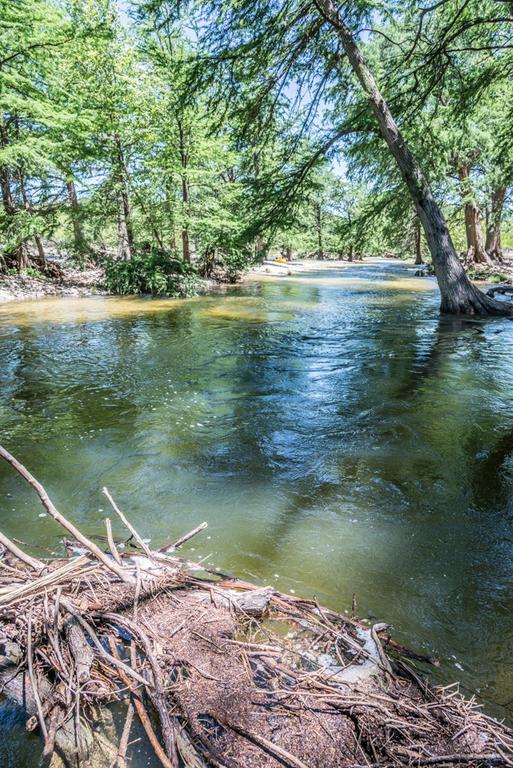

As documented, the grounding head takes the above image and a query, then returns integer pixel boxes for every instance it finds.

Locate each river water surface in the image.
[0,259,512,764]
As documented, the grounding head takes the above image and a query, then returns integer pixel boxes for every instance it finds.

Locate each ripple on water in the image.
[0,260,512,759]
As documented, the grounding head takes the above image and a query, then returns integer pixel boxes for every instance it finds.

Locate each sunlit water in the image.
[1,258,512,764]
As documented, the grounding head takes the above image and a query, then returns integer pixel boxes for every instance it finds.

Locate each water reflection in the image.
[0,259,512,764]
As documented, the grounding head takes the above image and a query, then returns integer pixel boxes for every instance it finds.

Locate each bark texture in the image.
[485,186,506,262]
[66,178,87,257]
[0,121,24,270]
[457,165,492,265]
[114,135,134,261]
[178,120,191,263]
[414,216,423,265]
[316,202,324,258]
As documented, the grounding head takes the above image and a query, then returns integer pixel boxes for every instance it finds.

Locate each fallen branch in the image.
[105,518,122,566]
[103,486,153,559]
[27,611,48,742]
[114,701,134,768]
[108,636,176,768]
[0,447,132,584]
[0,530,45,571]
[160,521,208,552]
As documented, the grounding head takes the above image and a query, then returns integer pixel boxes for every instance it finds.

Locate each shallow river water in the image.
[0,259,512,764]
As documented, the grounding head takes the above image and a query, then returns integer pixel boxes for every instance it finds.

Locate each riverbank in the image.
[250,254,513,279]
[0,257,406,303]
[0,264,223,303]
[0,266,106,302]
[2,255,512,303]
[248,257,360,277]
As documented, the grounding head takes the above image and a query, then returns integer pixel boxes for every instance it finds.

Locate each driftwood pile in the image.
[0,446,512,768]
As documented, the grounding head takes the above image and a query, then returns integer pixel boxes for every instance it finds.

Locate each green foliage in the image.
[104,252,197,296]
[6,265,48,281]
[23,266,48,281]
[1,0,512,282]
[468,268,510,283]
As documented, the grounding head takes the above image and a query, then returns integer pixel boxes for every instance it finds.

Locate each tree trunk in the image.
[0,162,24,269]
[414,216,423,265]
[66,177,86,257]
[165,180,177,252]
[348,243,354,262]
[485,186,505,262]
[19,168,46,266]
[177,119,191,264]
[114,135,134,261]
[316,202,324,258]
[316,0,510,315]
[181,176,190,263]
[255,236,265,261]
[0,121,24,270]
[0,159,15,219]
[457,165,492,265]
[117,192,133,261]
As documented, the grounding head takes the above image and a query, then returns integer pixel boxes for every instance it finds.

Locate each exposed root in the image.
[0,446,511,767]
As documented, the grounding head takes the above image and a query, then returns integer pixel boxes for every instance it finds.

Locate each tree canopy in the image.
[1,0,512,311]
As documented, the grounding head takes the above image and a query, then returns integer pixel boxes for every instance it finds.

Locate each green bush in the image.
[104,252,197,296]
[197,246,253,282]
[7,266,48,281]
[490,272,510,284]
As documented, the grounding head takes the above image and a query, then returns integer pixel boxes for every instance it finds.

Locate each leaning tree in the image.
[173,0,512,315]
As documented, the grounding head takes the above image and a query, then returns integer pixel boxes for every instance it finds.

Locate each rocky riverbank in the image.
[0,264,225,303]
[0,266,106,302]
[2,254,512,303]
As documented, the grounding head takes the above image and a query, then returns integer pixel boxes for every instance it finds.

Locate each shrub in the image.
[6,266,49,281]
[490,272,510,284]
[197,246,253,282]
[104,252,197,296]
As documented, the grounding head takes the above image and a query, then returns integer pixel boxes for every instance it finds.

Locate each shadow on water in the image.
[0,259,513,763]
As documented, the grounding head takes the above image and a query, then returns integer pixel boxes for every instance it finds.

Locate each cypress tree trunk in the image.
[18,168,46,267]
[165,179,178,252]
[414,217,423,265]
[0,122,23,270]
[485,186,505,262]
[316,202,324,259]
[117,192,133,261]
[177,119,191,263]
[113,135,134,261]
[66,177,87,257]
[181,176,191,263]
[457,165,492,265]
[255,236,265,261]
[0,159,15,220]
[316,0,511,315]
[0,162,21,269]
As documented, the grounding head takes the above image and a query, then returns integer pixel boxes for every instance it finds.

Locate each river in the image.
[0,258,512,765]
